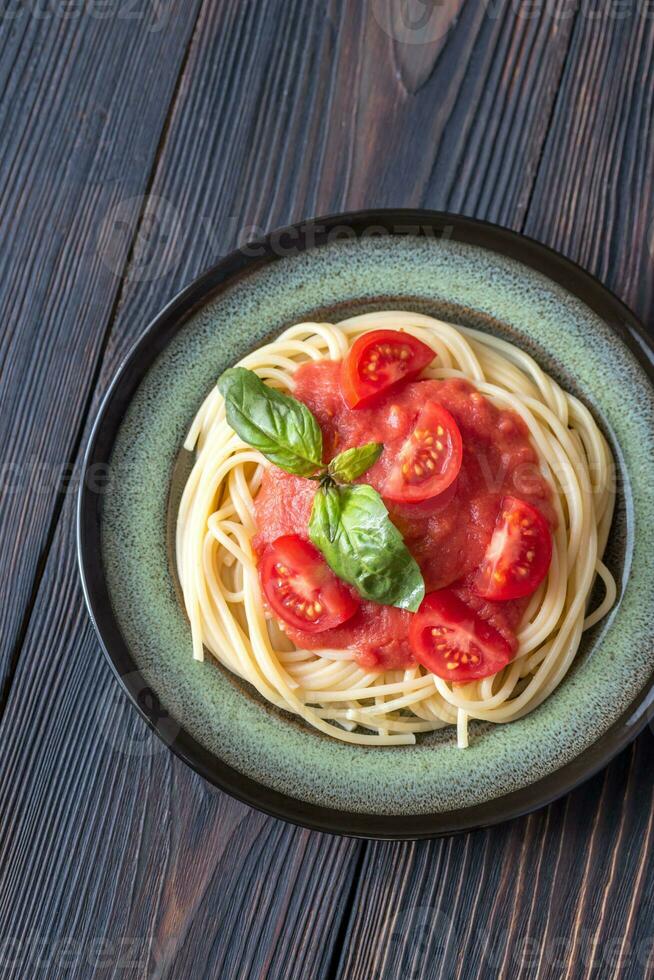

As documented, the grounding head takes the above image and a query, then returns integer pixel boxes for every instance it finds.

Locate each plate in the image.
[78,210,654,839]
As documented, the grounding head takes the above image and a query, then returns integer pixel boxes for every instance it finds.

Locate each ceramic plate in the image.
[78,210,654,838]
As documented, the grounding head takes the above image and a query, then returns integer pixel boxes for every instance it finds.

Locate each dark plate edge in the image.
[77,208,654,840]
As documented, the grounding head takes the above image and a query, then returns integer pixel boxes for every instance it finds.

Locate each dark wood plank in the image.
[105,0,576,366]
[334,0,577,225]
[0,2,640,978]
[524,10,654,326]
[0,519,359,979]
[0,0,204,704]
[336,736,654,980]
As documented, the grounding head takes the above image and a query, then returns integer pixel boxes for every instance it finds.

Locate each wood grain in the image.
[106,0,576,368]
[525,7,654,327]
[1,2,653,979]
[0,0,203,704]
[336,737,654,980]
[0,507,360,979]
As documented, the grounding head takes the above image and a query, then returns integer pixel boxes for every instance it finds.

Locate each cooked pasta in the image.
[176,312,616,747]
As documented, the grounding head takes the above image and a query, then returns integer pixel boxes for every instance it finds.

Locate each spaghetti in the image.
[176,312,616,747]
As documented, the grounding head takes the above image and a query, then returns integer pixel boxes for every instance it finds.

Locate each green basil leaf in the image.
[328,442,383,483]
[218,367,323,477]
[309,483,425,612]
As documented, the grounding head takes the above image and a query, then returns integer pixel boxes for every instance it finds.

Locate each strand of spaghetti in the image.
[433,660,523,714]
[302,675,436,702]
[457,710,469,749]
[278,322,349,359]
[462,326,569,419]
[281,647,362,662]
[347,685,446,716]
[583,561,617,629]
[312,709,439,733]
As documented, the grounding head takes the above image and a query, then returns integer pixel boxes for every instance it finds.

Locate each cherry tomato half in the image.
[409,589,513,681]
[341,329,435,409]
[383,401,463,503]
[259,535,359,633]
[471,496,552,601]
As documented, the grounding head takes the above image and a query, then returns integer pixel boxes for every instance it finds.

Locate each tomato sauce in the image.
[253,360,554,670]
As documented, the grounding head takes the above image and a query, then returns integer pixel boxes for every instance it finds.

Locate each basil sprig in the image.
[218,368,323,477]
[309,484,425,612]
[217,367,426,611]
[328,442,383,483]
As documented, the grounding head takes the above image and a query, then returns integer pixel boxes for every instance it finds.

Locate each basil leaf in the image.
[328,442,383,483]
[218,367,323,477]
[309,483,425,612]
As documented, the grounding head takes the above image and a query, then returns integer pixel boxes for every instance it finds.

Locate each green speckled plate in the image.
[78,211,654,838]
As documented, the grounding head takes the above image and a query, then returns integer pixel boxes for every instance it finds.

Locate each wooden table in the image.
[1,3,653,977]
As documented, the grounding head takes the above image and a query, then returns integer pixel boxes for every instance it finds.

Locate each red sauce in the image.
[253,361,554,671]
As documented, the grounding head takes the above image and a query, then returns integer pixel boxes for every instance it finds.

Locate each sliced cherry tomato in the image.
[471,496,552,601]
[383,401,463,503]
[409,589,512,681]
[259,534,359,633]
[341,329,435,408]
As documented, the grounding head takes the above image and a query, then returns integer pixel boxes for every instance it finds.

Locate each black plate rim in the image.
[77,208,654,840]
